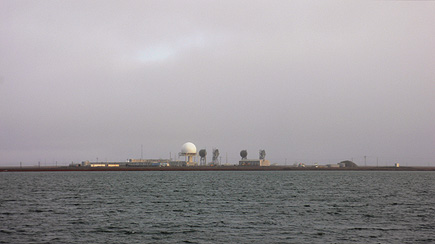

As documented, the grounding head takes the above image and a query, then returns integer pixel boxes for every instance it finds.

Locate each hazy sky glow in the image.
[1,1,434,166]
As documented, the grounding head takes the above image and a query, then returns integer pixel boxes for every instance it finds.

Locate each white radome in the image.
[181,142,197,154]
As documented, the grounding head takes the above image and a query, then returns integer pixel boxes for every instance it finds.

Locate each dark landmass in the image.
[1,166,435,172]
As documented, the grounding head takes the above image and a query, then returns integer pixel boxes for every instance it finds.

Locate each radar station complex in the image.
[80,142,271,168]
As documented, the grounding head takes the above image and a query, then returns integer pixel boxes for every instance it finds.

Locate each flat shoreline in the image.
[1,166,434,172]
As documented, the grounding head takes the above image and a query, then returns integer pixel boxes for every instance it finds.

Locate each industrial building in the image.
[82,159,172,168]
[81,159,189,168]
[239,159,271,166]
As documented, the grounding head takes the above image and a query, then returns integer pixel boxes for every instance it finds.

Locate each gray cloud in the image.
[1,1,434,166]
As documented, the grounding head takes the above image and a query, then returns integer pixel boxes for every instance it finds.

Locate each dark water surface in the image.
[0,171,434,243]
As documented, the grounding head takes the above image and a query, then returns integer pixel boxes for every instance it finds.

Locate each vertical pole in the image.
[364,156,367,167]
[141,144,143,160]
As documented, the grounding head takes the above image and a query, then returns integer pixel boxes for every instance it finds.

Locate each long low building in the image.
[80,159,188,167]
[239,159,270,166]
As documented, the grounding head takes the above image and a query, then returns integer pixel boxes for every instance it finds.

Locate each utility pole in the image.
[141,144,143,160]
[364,156,367,167]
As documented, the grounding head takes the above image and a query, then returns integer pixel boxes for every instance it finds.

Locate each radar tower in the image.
[212,148,220,166]
[259,149,266,160]
[199,149,207,166]
[240,150,247,160]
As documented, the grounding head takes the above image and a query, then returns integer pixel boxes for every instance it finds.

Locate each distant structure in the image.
[82,158,171,167]
[338,160,358,168]
[239,149,270,166]
[259,149,266,160]
[199,149,207,166]
[212,148,220,165]
[79,142,273,168]
[240,150,247,160]
[179,142,197,166]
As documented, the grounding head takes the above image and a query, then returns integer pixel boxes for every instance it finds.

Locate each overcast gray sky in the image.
[1,1,434,166]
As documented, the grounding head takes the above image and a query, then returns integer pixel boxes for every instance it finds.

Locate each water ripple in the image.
[0,171,433,243]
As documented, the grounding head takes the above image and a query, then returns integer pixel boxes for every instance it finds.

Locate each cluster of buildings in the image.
[75,142,372,168]
[295,160,358,168]
[78,142,271,168]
